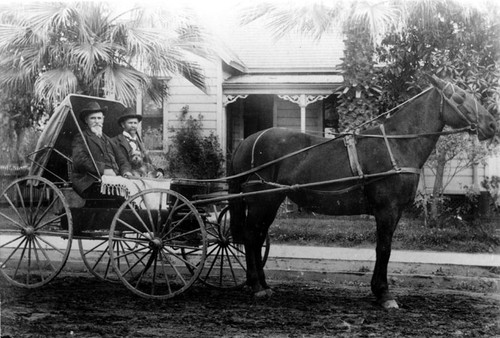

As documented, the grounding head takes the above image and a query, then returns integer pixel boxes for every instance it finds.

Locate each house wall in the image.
[165,59,221,150]
[418,156,499,195]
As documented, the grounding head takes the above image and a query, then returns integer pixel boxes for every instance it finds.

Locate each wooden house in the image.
[137,12,499,205]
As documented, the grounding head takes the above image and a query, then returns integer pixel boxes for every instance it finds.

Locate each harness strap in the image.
[343,134,364,176]
[379,124,400,171]
[241,167,421,194]
[251,128,274,168]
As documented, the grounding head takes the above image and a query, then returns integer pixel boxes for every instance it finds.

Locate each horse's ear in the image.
[426,74,445,90]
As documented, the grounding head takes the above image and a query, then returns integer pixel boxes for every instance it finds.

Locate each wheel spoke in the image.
[115,247,151,278]
[33,195,61,229]
[201,246,222,283]
[162,246,198,269]
[14,182,29,222]
[13,236,29,281]
[33,237,57,272]
[139,194,156,235]
[158,251,173,295]
[1,193,29,228]
[30,182,47,226]
[0,233,25,249]
[32,238,46,283]
[226,244,246,269]
[0,236,27,268]
[35,235,67,256]
[160,248,188,287]
[223,246,239,284]
[0,176,72,288]
[116,214,151,238]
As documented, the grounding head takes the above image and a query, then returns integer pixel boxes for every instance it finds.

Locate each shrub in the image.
[166,106,224,179]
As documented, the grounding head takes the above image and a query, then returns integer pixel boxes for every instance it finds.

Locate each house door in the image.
[226,94,274,154]
[243,95,274,137]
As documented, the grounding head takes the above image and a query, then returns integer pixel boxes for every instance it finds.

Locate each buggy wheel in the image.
[109,188,207,299]
[0,176,72,287]
[197,206,270,289]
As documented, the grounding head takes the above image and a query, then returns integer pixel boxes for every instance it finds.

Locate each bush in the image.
[166,106,224,179]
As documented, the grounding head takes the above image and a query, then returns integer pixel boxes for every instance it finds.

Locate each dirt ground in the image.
[1,273,499,338]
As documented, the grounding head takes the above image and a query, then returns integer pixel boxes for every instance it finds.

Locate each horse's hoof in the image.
[381,299,399,309]
[254,289,273,298]
[254,290,268,298]
[264,288,274,297]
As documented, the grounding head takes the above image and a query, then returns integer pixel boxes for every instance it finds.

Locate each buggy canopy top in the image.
[28,94,127,183]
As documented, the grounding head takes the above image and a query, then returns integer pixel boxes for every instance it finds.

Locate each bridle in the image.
[439,82,479,136]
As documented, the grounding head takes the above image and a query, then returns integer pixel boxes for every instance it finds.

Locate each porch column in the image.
[278,94,329,132]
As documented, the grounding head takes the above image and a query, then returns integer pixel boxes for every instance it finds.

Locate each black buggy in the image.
[0,94,270,299]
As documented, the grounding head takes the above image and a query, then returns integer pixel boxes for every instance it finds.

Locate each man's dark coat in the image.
[71,129,131,196]
[113,133,153,166]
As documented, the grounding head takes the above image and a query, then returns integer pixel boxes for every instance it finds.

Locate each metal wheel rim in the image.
[109,188,207,299]
[0,176,73,288]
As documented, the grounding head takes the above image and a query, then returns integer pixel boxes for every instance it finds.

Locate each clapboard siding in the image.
[166,60,220,140]
[419,158,490,194]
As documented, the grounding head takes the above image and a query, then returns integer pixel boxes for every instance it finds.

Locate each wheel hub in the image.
[22,226,36,238]
[150,237,163,249]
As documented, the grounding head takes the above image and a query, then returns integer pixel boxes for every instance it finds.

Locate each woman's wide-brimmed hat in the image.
[117,107,143,125]
[79,101,107,121]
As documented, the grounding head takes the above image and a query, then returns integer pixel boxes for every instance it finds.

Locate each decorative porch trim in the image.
[223,94,248,107]
[278,94,330,108]
[278,94,330,132]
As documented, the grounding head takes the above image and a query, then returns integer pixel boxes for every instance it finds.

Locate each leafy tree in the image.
[166,106,224,179]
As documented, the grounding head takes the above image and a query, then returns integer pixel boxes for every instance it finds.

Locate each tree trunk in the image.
[430,151,447,226]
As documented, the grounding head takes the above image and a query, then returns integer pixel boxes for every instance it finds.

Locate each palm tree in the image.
[0,1,212,106]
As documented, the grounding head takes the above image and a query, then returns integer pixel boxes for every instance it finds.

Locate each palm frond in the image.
[95,65,149,106]
[34,68,78,102]
[70,42,117,78]
[240,1,344,40]
[349,0,401,42]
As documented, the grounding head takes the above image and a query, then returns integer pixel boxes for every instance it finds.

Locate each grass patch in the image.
[269,212,500,253]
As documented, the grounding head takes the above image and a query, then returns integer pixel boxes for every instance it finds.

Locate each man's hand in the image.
[103,169,117,176]
[122,171,133,179]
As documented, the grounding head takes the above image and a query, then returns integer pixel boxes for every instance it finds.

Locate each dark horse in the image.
[228,75,497,309]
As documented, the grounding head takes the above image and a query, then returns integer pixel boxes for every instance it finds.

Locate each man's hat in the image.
[117,107,143,125]
[79,101,107,121]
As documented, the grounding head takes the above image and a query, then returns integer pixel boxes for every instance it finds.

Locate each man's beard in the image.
[90,125,103,137]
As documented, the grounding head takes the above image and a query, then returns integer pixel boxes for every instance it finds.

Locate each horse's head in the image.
[428,74,497,141]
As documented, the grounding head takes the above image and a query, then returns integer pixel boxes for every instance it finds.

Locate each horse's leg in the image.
[371,205,402,309]
[243,194,283,298]
[254,203,281,297]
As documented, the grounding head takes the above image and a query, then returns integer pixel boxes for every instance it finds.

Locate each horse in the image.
[228,74,498,309]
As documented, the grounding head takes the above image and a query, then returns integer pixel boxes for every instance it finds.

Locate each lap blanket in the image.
[100,175,172,208]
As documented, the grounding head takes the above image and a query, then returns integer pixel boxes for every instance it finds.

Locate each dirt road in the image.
[1,273,499,337]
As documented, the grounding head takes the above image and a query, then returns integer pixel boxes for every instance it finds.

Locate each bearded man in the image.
[113,107,163,178]
[71,101,132,197]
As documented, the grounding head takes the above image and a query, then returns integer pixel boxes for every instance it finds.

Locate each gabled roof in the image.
[216,16,344,73]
